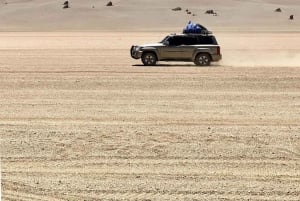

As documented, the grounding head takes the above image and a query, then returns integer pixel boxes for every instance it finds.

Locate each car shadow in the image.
[132,64,221,68]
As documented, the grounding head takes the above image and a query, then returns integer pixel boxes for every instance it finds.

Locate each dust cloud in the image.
[221,50,300,67]
[217,32,300,67]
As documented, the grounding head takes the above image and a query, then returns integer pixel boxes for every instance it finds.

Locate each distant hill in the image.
[0,0,299,31]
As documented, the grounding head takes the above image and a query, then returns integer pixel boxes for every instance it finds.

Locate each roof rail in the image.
[185,32,213,35]
[183,30,213,35]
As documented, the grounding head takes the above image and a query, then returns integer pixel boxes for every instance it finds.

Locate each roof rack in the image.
[183,30,213,35]
[170,31,213,37]
[184,32,213,36]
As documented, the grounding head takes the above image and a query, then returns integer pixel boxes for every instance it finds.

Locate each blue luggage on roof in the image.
[183,21,209,34]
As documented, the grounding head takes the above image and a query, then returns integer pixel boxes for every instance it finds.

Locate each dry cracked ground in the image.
[1,32,300,200]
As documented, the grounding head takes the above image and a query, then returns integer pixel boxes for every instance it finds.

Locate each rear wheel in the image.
[142,52,157,66]
[194,53,211,66]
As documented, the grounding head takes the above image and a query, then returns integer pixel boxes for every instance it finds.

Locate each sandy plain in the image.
[1,0,300,200]
[0,31,300,200]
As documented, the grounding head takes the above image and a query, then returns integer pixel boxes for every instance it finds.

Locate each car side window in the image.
[168,37,175,46]
[182,36,198,45]
[168,36,184,46]
[197,36,214,44]
[168,36,198,46]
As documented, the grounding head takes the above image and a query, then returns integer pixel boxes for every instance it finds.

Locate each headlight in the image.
[135,46,142,51]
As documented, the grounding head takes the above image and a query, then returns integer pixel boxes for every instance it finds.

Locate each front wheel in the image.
[142,52,157,66]
[194,53,211,66]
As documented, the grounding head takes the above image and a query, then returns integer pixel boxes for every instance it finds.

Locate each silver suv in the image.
[131,33,222,66]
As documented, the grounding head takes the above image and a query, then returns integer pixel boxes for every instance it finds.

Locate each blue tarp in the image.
[183,21,207,34]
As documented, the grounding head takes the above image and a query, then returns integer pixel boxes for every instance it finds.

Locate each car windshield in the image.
[160,36,170,43]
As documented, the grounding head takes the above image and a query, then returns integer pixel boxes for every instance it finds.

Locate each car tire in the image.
[194,53,211,66]
[142,52,157,66]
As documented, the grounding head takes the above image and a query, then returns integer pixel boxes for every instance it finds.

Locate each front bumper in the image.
[130,45,143,59]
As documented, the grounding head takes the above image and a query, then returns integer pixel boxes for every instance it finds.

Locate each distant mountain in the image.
[0,0,299,31]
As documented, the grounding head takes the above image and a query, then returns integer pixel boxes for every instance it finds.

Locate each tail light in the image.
[217,46,221,55]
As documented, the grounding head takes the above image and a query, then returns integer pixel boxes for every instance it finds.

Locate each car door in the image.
[159,36,185,60]
[179,36,198,60]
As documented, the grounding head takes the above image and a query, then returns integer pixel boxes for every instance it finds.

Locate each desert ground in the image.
[1,0,300,200]
[1,31,300,201]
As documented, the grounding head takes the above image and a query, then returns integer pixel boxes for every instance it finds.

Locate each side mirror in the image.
[163,41,169,46]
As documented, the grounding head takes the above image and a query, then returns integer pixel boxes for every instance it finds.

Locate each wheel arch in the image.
[193,51,212,61]
[142,50,159,60]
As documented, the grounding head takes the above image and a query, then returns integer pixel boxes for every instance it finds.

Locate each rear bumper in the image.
[130,46,143,59]
[211,54,222,61]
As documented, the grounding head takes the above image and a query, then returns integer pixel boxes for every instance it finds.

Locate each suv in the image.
[131,33,222,66]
